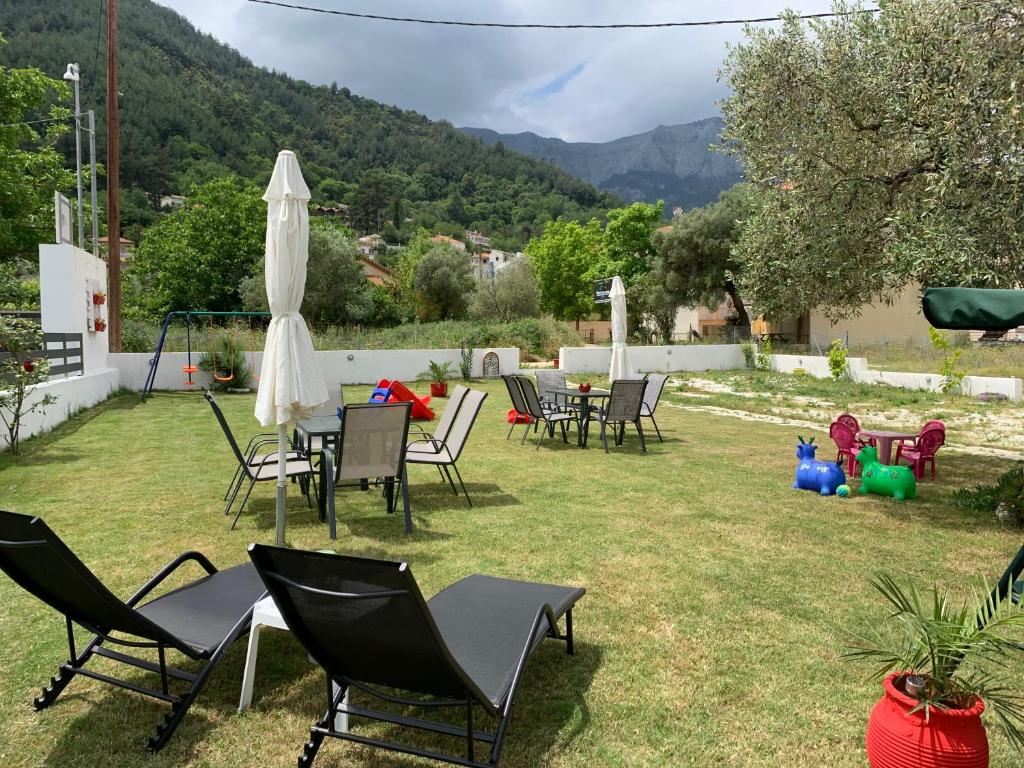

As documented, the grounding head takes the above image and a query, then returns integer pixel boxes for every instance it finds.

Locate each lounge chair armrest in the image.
[407,425,435,440]
[244,432,284,453]
[126,551,218,606]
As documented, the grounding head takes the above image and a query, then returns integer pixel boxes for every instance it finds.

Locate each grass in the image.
[0,380,1022,767]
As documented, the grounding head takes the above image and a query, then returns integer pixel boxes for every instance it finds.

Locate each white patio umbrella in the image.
[254,150,327,546]
[608,275,633,381]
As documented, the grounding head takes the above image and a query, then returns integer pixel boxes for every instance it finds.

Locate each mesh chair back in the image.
[512,375,545,419]
[605,379,648,422]
[438,388,487,462]
[501,374,529,415]
[336,402,412,482]
[248,545,487,705]
[204,392,248,468]
[0,510,178,647]
[642,374,668,415]
[311,384,346,417]
[431,385,470,444]
[535,370,567,405]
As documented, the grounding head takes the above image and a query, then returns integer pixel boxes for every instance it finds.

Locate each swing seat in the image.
[213,374,235,383]
[182,365,198,374]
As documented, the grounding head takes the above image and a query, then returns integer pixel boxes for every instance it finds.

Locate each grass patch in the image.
[0,381,1022,767]
[775,341,1024,379]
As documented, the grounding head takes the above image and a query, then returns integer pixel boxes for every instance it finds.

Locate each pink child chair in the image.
[829,421,861,476]
[837,412,873,448]
[895,426,946,480]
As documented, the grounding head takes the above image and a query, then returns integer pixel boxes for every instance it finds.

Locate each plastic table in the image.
[857,429,916,465]
[238,594,348,731]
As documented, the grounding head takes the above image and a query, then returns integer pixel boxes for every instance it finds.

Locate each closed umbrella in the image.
[254,150,327,546]
[608,276,632,381]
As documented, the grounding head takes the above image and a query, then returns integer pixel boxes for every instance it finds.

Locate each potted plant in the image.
[92,291,106,305]
[845,573,1024,768]
[424,360,453,397]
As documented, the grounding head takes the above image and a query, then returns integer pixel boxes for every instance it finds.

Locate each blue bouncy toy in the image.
[793,436,847,496]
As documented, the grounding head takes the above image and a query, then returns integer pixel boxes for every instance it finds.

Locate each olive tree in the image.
[720,1,1024,319]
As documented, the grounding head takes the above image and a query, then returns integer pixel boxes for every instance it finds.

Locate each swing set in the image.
[141,311,271,402]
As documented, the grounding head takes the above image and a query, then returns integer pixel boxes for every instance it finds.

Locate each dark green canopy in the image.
[923,288,1024,332]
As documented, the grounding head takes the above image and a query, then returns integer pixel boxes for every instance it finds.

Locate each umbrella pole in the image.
[275,423,287,546]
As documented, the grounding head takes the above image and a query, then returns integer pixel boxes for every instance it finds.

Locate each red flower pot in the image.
[552,357,559,368]
[93,294,106,305]
[866,674,988,768]
[430,382,448,398]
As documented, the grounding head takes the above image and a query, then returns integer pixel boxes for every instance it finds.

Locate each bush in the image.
[953,463,1024,527]
[827,338,848,380]
[740,341,756,370]
[0,317,57,454]
[756,338,772,371]
[199,328,253,391]
[929,327,964,394]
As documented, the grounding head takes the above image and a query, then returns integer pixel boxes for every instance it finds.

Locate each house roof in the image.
[98,236,133,245]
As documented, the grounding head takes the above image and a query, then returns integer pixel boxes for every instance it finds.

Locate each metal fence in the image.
[0,333,84,380]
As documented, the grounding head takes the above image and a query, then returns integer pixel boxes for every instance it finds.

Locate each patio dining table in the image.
[295,415,341,537]
[857,429,917,465]
[551,387,610,448]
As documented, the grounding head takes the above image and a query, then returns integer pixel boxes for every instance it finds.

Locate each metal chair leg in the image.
[401,465,412,533]
[451,463,472,507]
[230,478,257,530]
[635,419,647,453]
[649,414,663,442]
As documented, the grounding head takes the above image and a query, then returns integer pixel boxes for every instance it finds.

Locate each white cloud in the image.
[155,0,849,141]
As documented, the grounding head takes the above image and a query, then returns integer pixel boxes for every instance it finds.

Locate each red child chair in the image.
[895,425,946,480]
[829,421,862,476]
[837,412,873,448]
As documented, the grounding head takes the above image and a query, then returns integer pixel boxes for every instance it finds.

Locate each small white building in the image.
[159,194,186,209]
[357,234,384,255]
[465,230,491,249]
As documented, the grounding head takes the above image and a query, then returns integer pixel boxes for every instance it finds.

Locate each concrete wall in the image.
[770,353,1022,401]
[111,347,521,391]
[39,243,110,372]
[559,344,746,375]
[3,368,120,450]
[808,283,933,346]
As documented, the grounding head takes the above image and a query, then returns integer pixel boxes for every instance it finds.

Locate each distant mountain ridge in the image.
[460,118,742,212]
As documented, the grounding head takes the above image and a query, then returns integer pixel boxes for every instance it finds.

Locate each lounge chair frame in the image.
[0,511,265,752]
[248,545,581,768]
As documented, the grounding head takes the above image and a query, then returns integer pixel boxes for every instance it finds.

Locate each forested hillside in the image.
[0,0,616,249]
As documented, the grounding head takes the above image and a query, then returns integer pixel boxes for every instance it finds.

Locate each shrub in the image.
[0,317,58,455]
[929,326,964,394]
[459,338,474,380]
[756,338,772,371]
[740,341,756,370]
[827,338,848,380]
[953,463,1024,527]
[199,328,253,391]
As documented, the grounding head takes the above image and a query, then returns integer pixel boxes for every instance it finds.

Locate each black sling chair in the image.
[0,510,267,752]
[248,544,585,768]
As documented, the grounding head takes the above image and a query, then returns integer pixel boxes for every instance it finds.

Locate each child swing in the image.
[209,324,236,385]
[181,317,198,385]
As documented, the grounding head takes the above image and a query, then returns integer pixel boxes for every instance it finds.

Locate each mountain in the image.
[460,118,742,212]
[0,0,617,250]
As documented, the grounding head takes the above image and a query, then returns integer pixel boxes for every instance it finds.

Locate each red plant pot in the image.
[94,320,107,332]
[866,674,988,768]
[93,294,106,305]
[552,358,559,368]
[430,382,448,398]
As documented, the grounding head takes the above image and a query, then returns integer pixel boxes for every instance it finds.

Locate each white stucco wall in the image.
[771,353,1021,401]
[110,347,521,391]
[39,243,110,372]
[1,368,120,451]
[559,344,746,375]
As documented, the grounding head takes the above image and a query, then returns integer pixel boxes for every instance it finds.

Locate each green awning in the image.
[922,288,1024,332]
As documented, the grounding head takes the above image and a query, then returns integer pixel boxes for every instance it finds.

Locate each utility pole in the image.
[106,0,122,351]
[88,110,99,256]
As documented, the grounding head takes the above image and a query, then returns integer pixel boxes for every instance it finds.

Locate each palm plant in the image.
[844,573,1024,748]
[423,360,453,384]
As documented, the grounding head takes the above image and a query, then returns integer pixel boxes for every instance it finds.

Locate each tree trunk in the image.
[724,280,751,336]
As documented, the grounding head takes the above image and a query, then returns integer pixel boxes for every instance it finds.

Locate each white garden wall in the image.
[111,347,521,391]
[770,353,1022,402]
[2,368,120,451]
[559,344,745,375]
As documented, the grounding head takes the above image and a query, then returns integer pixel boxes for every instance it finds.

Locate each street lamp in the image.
[63,63,85,252]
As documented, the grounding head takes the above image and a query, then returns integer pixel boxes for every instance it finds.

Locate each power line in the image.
[242,0,879,30]
[0,117,70,129]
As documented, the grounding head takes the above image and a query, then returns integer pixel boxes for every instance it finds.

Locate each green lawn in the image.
[0,381,1021,767]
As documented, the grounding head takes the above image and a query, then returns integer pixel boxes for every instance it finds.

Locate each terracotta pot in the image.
[430,382,448,398]
[552,357,559,368]
[866,673,988,768]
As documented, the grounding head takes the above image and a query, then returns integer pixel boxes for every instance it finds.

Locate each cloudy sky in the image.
[156,0,848,143]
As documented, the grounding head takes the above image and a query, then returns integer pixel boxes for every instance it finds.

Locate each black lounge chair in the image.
[248,545,585,768]
[0,510,267,752]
